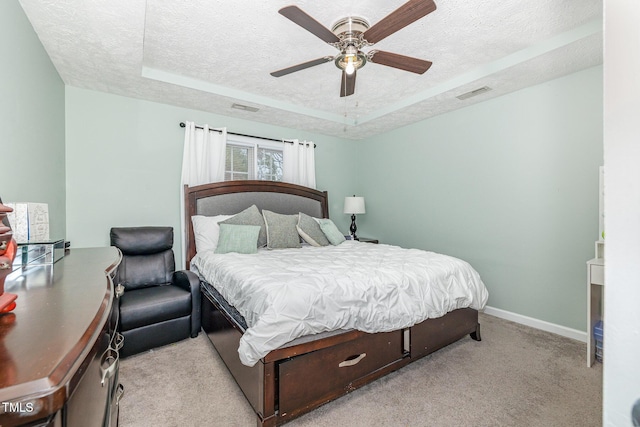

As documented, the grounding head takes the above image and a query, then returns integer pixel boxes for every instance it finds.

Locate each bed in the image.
[184,180,488,427]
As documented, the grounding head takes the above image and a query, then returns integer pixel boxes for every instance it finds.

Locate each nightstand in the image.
[356,237,378,244]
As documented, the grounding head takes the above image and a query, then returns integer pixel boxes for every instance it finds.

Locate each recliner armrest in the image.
[172,269,200,292]
[172,270,201,337]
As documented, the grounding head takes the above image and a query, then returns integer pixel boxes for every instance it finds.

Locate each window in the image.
[225,145,253,181]
[258,148,283,181]
[225,135,283,181]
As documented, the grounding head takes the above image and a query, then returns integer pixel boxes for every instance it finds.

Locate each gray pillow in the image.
[220,205,267,247]
[317,219,346,245]
[215,224,261,254]
[297,213,330,247]
[262,210,302,249]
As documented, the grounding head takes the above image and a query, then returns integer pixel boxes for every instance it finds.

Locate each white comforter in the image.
[191,241,488,367]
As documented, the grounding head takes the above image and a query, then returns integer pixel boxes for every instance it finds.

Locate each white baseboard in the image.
[483,306,587,343]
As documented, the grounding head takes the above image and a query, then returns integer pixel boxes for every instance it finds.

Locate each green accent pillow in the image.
[220,205,267,247]
[297,212,330,247]
[214,224,261,254]
[262,210,302,249]
[317,219,346,245]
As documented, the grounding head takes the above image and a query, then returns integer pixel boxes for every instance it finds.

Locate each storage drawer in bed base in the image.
[201,288,480,427]
[278,329,406,419]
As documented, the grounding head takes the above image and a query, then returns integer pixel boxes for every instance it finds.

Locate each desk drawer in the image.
[278,330,403,416]
[591,264,605,285]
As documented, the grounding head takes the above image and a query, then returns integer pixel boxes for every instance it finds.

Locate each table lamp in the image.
[344,195,365,240]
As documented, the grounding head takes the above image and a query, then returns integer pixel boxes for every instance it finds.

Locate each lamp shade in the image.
[344,196,366,215]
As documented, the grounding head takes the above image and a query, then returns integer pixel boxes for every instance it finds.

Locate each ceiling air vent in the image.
[231,103,260,112]
[456,86,492,100]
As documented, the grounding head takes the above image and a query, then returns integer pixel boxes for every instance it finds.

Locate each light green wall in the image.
[65,87,357,267]
[355,66,603,331]
[0,0,65,237]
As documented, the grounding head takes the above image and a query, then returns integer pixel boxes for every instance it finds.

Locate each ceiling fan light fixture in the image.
[335,50,366,74]
[345,56,356,75]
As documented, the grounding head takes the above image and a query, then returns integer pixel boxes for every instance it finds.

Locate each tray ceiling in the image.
[19,0,603,140]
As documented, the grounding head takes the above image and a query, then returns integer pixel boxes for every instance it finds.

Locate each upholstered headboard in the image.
[184,180,329,268]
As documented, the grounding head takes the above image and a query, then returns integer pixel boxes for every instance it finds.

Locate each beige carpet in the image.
[119,313,602,427]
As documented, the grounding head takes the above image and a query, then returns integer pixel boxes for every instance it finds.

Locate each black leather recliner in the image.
[110,226,200,358]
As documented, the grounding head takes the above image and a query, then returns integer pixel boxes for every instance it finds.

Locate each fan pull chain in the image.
[343,89,348,133]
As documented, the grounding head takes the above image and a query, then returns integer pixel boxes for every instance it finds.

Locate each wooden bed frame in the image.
[184,180,481,427]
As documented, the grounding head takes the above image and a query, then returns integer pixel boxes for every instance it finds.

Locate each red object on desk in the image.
[0,202,18,313]
[0,239,18,313]
[0,294,17,313]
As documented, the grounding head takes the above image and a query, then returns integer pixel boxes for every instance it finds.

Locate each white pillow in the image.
[191,215,233,253]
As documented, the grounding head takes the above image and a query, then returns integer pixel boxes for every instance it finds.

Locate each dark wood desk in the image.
[0,247,122,427]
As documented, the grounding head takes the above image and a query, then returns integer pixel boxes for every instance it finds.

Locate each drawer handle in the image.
[115,383,125,405]
[115,283,125,298]
[339,353,366,368]
[100,348,119,386]
[112,332,124,351]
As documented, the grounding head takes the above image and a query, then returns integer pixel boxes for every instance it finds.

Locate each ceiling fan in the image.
[270,0,437,97]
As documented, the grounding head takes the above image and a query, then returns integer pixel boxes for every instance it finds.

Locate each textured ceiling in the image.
[19,0,603,140]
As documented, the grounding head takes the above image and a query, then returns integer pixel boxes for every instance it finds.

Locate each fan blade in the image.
[363,0,437,44]
[271,57,333,77]
[340,70,356,97]
[369,50,432,74]
[279,6,340,44]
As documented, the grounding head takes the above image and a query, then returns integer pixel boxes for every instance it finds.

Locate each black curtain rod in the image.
[179,122,315,147]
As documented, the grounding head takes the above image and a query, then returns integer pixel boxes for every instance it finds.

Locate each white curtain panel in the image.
[181,122,227,185]
[283,139,316,189]
[179,121,227,266]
